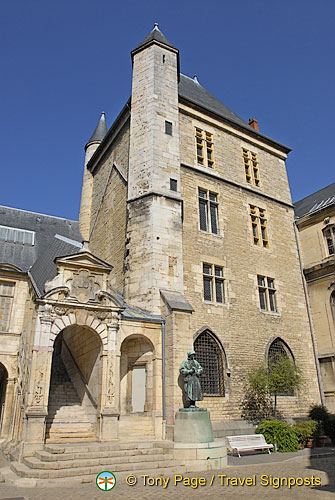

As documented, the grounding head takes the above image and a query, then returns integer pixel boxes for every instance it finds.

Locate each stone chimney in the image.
[249,118,259,131]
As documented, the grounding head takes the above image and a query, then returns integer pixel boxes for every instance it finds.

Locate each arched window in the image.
[194,330,225,396]
[268,338,294,395]
[331,291,335,322]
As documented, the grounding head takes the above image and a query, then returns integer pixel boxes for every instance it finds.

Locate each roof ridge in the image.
[0,205,79,223]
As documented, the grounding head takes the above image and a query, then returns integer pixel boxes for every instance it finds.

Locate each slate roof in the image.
[132,24,177,55]
[86,112,107,148]
[178,74,290,152]
[294,183,335,219]
[0,206,82,295]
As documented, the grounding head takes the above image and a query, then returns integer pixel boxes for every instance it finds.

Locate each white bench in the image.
[226,434,274,458]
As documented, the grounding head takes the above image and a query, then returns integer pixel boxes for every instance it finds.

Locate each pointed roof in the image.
[85,112,107,149]
[132,23,178,57]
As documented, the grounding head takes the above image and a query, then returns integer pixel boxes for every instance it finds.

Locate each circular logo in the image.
[96,471,116,491]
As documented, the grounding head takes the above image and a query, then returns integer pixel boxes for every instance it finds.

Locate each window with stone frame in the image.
[331,291,335,322]
[194,330,225,396]
[242,148,260,186]
[195,128,215,168]
[323,226,335,256]
[249,205,269,248]
[198,189,219,234]
[257,276,277,312]
[203,264,224,303]
[268,338,294,395]
[0,281,15,332]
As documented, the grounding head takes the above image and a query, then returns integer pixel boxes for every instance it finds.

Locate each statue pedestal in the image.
[170,408,227,470]
[174,408,214,443]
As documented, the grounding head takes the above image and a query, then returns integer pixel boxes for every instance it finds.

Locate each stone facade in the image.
[0,25,324,477]
[295,187,335,411]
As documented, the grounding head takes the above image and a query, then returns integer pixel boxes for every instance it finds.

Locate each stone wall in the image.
[179,110,321,420]
[89,122,129,293]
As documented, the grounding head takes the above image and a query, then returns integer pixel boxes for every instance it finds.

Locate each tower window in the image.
[257,276,277,312]
[170,179,177,191]
[195,128,215,168]
[203,264,224,303]
[165,121,172,135]
[194,330,225,396]
[243,149,260,186]
[249,205,269,248]
[198,189,219,234]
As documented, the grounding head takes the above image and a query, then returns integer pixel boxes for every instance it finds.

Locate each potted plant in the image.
[315,421,327,447]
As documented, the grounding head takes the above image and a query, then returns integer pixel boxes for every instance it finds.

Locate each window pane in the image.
[269,290,277,312]
[267,279,275,289]
[259,288,267,310]
[210,203,218,234]
[203,264,212,275]
[203,277,212,301]
[215,280,223,303]
[257,276,265,287]
[199,201,208,231]
[198,189,207,199]
[214,266,222,277]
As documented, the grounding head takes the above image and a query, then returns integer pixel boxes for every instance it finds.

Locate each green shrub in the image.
[256,420,299,452]
[309,404,330,423]
[292,420,317,447]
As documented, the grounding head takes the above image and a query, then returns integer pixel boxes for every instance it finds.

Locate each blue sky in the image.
[1,0,334,220]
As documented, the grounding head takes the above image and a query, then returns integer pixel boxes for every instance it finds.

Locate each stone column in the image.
[23,310,54,455]
[0,377,16,439]
[99,314,120,441]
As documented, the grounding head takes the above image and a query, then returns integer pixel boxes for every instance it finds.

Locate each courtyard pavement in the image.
[0,447,333,500]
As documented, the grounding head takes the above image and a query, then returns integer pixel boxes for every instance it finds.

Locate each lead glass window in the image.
[268,338,294,395]
[323,226,335,255]
[194,331,224,396]
[203,264,224,303]
[198,189,219,234]
[195,128,215,168]
[257,276,277,312]
[243,149,260,186]
[0,282,15,332]
[249,205,269,248]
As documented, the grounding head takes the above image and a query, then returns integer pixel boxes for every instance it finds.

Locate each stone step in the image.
[11,457,178,479]
[44,441,161,454]
[35,446,165,462]
[24,452,173,470]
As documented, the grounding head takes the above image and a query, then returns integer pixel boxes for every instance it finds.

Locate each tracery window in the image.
[194,330,225,396]
[268,338,294,395]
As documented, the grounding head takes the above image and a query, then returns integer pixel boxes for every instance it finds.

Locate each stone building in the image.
[294,183,335,411]
[0,24,322,477]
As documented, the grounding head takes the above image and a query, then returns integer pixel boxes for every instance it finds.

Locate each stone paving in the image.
[0,450,334,500]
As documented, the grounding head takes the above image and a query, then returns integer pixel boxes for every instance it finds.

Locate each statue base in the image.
[174,408,214,443]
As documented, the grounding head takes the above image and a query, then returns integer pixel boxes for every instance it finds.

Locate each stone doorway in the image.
[0,363,8,436]
[120,336,154,415]
[46,326,102,442]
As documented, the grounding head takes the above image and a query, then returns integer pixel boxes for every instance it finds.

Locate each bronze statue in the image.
[179,350,203,408]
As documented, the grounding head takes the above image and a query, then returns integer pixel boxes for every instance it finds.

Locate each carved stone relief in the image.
[33,369,44,405]
[66,270,101,303]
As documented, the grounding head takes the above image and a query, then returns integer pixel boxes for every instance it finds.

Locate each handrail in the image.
[62,339,98,409]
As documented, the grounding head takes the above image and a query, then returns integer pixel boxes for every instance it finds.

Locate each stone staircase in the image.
[118,414,155,441]
[7,441,180,485]
[46,355,95,443]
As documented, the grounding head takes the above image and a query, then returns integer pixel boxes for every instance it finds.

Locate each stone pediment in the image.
[55,251,113,272]
[44,250,115,305]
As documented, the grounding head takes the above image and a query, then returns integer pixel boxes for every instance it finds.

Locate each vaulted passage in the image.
[46,326,102,443]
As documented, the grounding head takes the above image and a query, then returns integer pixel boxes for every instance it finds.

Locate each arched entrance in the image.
[120,335,155,415]
[0,363,8,436]
[47,325,102,443]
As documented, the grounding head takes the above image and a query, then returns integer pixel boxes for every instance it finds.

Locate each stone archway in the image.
[120,335,155,415]
[46,325,103,443]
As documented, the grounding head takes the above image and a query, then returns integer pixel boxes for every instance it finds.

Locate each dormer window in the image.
[0,225,35,245]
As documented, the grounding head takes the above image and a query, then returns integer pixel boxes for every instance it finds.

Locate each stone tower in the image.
[125,24,184,314]
[79,112,107,241]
